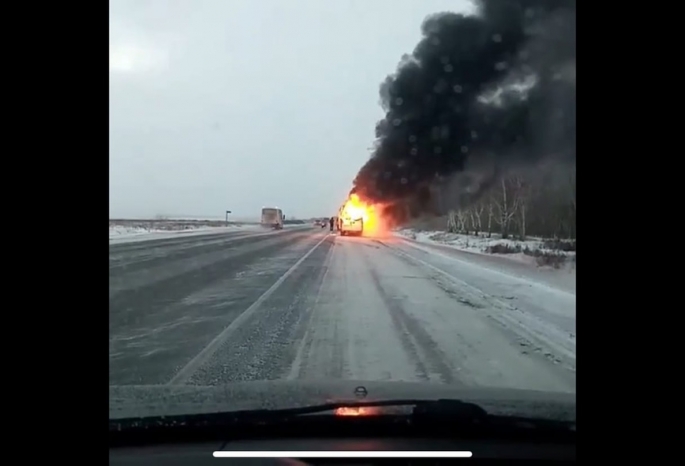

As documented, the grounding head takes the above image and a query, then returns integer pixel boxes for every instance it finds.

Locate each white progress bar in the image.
[213,451,473,458]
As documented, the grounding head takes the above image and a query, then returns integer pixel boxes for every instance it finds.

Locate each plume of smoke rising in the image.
[351,0,576,216]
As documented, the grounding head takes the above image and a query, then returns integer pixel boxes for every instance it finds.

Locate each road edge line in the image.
[166,232,330,385]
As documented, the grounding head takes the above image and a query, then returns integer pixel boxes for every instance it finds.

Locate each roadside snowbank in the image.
[109,223,308,244]
[109,224,254,244]
[110,224,239,237]
[396,229,576,271]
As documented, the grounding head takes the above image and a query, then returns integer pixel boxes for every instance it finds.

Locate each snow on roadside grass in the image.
[109,220,254,244]
[110,225,171,237]
[396,229,576,270]
[109,220,309,244]
[109,223,241,237]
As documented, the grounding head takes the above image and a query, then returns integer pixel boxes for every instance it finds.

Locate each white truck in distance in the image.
[261,207,284,230]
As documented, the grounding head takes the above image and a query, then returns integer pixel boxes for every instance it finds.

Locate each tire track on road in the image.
[362,248,456,385]
[286,235,342,380]
[168,234,333,385]
[109,232,307,316]
[109,231,327,385]
[375,239,576,373]
[109,229,292,274]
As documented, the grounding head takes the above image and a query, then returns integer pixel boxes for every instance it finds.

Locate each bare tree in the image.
[447,209,458,233]
[469,201,484,236]
[486,196,495,238]
[493,176,520,239]
[511,175,530,240]
[456,208,468,233]
[568,169,576,238]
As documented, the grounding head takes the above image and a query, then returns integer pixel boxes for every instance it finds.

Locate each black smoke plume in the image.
[351,0,575,216]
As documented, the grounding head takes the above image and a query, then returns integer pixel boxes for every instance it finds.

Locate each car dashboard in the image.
[110,435,575,464]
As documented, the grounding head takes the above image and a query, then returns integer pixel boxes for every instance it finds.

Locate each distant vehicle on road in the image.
[261,207,284,230]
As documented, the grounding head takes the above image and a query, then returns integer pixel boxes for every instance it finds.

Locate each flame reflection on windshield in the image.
[334,406,379,416]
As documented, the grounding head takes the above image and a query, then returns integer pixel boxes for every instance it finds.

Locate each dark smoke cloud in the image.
[351,0,576,212]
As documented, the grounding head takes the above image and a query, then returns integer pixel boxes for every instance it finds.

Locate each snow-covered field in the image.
[109,219,261,244]
[109,220,310,244]
[396,229,576,270]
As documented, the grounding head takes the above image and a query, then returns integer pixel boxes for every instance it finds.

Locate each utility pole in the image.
[225,210,232,226]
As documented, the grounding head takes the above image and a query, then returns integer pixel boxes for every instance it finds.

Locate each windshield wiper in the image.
[110,398,573,432]
[110,399,484,429]
[213,398,488,420]
[110,398,575,447]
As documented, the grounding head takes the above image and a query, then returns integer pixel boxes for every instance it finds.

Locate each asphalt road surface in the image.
[110,226,576,392]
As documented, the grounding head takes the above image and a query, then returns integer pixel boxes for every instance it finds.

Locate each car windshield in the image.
[110,0,576,420]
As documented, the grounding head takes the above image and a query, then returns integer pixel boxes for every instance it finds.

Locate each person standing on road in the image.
[329,216,334,232]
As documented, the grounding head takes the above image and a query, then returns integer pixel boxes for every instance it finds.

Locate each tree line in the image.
[444,164,575,241]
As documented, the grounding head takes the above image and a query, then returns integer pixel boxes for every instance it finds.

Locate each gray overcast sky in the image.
[109,0,473,220]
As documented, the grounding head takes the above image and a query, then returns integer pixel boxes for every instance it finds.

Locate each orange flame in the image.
[339,194,390,238]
